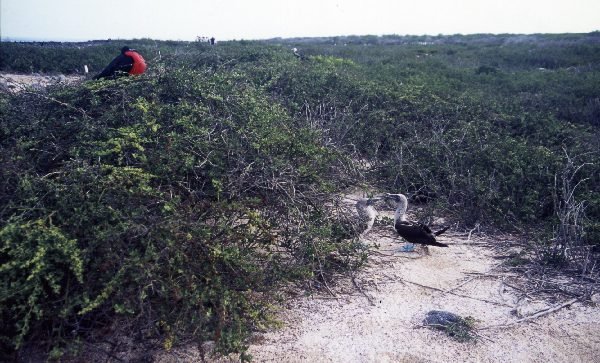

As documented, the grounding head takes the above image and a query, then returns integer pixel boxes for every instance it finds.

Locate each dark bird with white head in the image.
[385,193,449,253]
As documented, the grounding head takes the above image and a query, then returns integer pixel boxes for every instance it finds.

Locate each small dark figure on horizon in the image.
[93,46,147,80]
[210,37,216,45]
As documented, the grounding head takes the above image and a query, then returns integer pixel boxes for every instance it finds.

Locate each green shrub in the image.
[0,65,360,359]
[1,219,83,349]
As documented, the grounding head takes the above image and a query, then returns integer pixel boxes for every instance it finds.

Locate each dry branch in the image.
[480,298,579,330]
[369,249,415,258]
[351,275,376,306]
[442,263,504,294]
[401,279,513,307]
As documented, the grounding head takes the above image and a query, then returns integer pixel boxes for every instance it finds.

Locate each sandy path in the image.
[157,202,599,363]
[234,227,600,363]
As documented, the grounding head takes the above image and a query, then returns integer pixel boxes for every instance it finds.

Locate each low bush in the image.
[0,66,363,359]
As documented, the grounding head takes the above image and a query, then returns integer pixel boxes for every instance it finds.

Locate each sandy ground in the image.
[235,237,599,363]
[0,72,84,92]
[157,198,600,363]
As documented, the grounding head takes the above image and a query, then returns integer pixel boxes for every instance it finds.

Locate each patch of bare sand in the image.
[0,73,84,92]
[234,235,598,363]
[156,202,599,363]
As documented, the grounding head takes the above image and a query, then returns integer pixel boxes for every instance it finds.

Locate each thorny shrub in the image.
[0,67,363,360]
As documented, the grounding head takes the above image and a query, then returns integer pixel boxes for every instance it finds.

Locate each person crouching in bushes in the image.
[93,46,147,80]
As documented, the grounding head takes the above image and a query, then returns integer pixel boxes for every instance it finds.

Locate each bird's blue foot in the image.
[398,243,415,252]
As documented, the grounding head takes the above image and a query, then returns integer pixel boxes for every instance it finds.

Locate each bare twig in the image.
[443,263,503,294]
[480,298,579,330]
[402,279,513,307]
[351,275,376,306]
[467,223,480,241]
[310,240,337,298]
[369,249,415,258]
[22,89,91,119]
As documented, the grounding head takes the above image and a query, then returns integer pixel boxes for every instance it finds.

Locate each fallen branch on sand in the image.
[479,298,579,330]
[467,223,481,241]
[442,263,504,295]
[352,275,377,306]
[402,279,513,307]
[369,249,416,258]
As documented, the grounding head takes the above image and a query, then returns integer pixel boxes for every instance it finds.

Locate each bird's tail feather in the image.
[433,225,450,236]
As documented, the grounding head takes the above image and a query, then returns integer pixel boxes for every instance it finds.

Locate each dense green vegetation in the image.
[0,39,192,74]
[1,34,599,360]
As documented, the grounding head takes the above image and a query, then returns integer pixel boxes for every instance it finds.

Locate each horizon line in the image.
[2,31,599,43]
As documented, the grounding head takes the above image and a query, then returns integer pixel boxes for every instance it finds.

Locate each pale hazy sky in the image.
[1,0,599,41]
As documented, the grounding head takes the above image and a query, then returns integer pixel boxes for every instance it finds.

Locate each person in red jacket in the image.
[93,46,147,80]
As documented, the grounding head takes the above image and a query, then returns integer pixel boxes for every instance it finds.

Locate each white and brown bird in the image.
[355,196,382,238]
[385,193,449,253]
